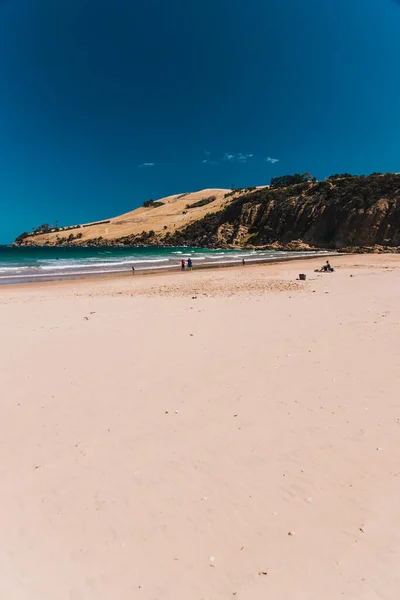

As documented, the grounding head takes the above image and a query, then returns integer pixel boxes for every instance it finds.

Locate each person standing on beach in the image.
[181,259,185,271]
[187,258,193,271]
[242,258,245,266]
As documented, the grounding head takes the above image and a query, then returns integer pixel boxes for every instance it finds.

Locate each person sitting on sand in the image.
[320,260,334,272]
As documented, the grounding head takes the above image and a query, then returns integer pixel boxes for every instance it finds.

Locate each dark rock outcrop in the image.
[166,173,400,250]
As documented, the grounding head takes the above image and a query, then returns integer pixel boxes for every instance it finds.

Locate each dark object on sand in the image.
[299,273,306,280]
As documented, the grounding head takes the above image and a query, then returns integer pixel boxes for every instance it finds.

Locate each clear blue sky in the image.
[1,0,400,243]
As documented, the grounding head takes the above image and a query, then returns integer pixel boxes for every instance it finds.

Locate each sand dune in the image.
[1,255,400,599]
[23,188,247,245]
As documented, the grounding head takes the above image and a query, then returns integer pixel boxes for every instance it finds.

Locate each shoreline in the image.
[0,250,337,288]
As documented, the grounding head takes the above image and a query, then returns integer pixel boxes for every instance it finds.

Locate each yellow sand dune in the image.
[25,188,243,245]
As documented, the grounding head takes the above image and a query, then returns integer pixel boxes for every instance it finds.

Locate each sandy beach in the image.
[1,254,400,599]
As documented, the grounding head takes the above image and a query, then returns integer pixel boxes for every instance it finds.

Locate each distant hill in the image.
[15,174,400,251]
[15,187,263,247]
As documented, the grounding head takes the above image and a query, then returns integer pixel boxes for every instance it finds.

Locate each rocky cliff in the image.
[15,173,400,250]
[166,173,400,251]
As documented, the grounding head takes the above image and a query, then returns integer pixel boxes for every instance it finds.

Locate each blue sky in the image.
[1,0,400,242]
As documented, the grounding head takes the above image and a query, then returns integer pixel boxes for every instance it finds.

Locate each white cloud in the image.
[266,157,279,164]
[224,153,254,163]
[138,162,155,168]
[202,159,218,165]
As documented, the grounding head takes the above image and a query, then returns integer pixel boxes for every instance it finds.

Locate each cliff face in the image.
[15,174,400,250]
[166,174,400,250]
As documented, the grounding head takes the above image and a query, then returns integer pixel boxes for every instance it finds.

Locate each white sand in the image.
[1,254,400,599]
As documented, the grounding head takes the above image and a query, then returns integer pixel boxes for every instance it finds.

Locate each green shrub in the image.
[185,195,216,209]
[143,200,164,208]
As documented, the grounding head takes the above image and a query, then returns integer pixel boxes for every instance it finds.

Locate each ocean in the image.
[0,245,330,284]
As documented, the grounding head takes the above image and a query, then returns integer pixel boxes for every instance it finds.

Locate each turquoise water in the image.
[0,245,329,284]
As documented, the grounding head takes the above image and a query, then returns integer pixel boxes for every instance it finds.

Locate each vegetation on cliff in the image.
[185,195,216,210]
[82,220,110,227]
[142,200,164,208]
[270,173,314,187]
[165,173,400,249]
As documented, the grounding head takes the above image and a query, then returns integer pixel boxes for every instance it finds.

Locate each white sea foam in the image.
[0,248,333,284]
[36,258,171,271]
[0,266,36,272]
